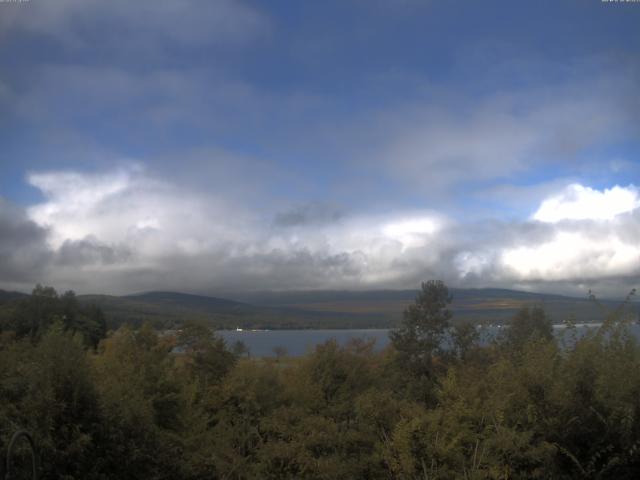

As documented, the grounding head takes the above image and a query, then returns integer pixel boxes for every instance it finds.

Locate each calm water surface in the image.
[218,323,640,357]
[218,329,390,357]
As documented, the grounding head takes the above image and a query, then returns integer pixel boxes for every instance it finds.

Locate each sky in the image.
[0,0,639,297]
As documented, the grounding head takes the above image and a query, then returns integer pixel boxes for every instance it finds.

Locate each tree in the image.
[92,324,186,479]
[32,283,58,298]
[390,280,452,358]
[450,322,480,361]
[16,284,60,340]
[4,285,107,347]
[0,323,104,479]
[177,322,236,387]
[389,280,452,401]
[504,305,553,351]
[232,339,250,358]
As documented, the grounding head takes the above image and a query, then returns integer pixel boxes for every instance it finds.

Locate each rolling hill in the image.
[227,288,638,325]
[76,291,391,330]
[2,287,635,330]
[0,290,29,303]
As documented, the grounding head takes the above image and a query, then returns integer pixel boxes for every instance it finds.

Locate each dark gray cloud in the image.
[55,237,132,267]
[0,198,51,285]
[273,203,345,228]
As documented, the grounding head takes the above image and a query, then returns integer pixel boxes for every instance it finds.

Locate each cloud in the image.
[1,165,637,298]
[484,184,640,287]
[0,198,51,286]
[501,232,639,282]
[0,0,269,51]
[7,65,260,136]
[16,164,446,292]
[532,184,640,222]
[346,67,640,199]
[3,20,637,224]
[55,237,132,267]
[27,165,253,254]
[273,203,345,227]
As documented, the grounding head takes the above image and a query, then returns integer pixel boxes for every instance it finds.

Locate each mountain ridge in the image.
[1,287,634,330]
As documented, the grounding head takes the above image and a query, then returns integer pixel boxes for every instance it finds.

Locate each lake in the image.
[217,323,640,357]
[218,329,391,357]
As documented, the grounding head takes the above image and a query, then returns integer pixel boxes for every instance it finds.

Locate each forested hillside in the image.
[1,282,640,479]
[76,291,391,330]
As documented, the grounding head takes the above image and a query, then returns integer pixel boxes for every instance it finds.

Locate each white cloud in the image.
[0,0,269,49]
[533,184,640,222]
[20,165,452,292]
[490,184,640,287]
[27,165,252,257]
[501,232,640,280]
[381,217,441,249]
[10,166,640,296]
[454,250,493,279]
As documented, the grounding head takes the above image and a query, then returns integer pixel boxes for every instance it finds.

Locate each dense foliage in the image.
[1,283,639,479]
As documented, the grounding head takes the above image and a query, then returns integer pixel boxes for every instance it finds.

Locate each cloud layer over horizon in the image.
[0,165,637,298]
